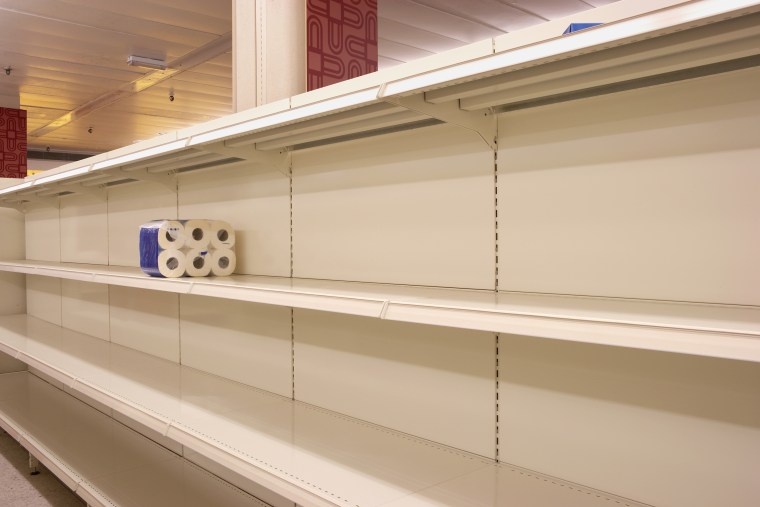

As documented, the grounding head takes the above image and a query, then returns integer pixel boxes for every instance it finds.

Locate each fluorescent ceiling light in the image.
[33,166,92,185]
[92,139,189,171]
[127,55,167,70]
[188,88,380,146]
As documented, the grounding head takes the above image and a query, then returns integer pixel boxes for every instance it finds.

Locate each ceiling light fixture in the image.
[91,139,188,171]
[127,55,167,70]
[33,166,92,186]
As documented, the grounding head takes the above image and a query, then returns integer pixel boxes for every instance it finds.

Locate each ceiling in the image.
[0,0,617,156]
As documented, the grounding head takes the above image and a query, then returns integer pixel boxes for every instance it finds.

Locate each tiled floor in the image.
[0,429,85,507]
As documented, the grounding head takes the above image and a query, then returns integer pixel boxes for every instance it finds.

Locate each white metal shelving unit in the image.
[1,1,759,506]
[0,315,648,507]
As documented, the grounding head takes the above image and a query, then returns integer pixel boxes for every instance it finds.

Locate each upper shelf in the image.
[1,0,759,208]
[3,260,759,362]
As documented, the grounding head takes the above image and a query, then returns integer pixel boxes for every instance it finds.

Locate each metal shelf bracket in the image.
[199,141,291,176]
[378,90,497,150]
[121,168,177,192]
[58,182,108,201]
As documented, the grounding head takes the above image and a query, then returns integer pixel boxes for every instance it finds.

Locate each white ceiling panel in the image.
[583,0,620,6]
[57,0,230,35]
[379,38,436,63]
[409,0,548,30]
[378,18,465,53]
[0,1,223,48]
[379,0,506,43]
[508,0,595,20]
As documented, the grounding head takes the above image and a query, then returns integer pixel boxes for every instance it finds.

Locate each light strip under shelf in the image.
[91,139,189,171]
[0,181,32,196]
[32,165,92,186]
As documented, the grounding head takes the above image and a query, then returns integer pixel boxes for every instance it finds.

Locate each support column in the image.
[233,0,306,112]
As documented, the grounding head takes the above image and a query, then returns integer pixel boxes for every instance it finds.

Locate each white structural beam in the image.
[233,0,306,112]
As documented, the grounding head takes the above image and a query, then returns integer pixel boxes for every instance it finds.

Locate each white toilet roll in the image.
[184,248,212,277]
[210,248,236,277]
[141,220,185,250]
[210,220,236,249]
[155,249,187,278]
[182,219,211,249]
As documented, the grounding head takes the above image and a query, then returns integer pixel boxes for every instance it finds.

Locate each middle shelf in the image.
[0,314,647,507]
[2,259,759,362]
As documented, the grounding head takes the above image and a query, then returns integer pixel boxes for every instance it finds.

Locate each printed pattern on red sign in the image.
[307,0,378,91]
[0,107,27,178]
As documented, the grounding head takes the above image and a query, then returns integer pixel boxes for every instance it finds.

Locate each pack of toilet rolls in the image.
[139,219,236,278]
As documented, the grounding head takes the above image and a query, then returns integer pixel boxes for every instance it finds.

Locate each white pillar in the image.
[233,0,306,112]
[0,93,20,109]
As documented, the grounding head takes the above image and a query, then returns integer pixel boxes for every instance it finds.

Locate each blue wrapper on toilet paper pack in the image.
[139,220,187,277]
[139,219,237,278]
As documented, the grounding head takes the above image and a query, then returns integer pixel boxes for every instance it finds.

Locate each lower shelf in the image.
[0,314,647,507]
[0,371,268,507]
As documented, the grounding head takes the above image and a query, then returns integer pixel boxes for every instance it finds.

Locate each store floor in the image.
[0,429,84,507]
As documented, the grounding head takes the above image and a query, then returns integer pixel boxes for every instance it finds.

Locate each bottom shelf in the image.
[0,315,647,507]
[0,371,268,507]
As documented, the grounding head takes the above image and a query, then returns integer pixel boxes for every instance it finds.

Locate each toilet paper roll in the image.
[184,248,212,277]
[140,221,186,277]
[182,219,211,249]
[140,220,185,250]
[210,248,236,277]
[141,249,186,278]
[210,220,236,249]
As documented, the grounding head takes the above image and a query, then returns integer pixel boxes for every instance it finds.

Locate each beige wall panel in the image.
[26,275,61,326]
[178,164,290,277]
[61,280,109,341]
[25,206,60,261]
[1,207,24,259]
[110,286,179,362]
[498,68,760,305]
[0,272,25,315]
[59,194,108,264]
[500,335,760,507]
[292,125,495,289]
[108,184,177,267]
[294,309,496,458]
[180,295,292,397]
[0,208,25,315]
[0,351,26,373]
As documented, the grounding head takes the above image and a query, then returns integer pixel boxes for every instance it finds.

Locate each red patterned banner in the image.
[0,107,27,178]
[307,0,378,91]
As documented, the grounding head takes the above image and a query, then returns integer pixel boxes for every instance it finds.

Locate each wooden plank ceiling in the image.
[0,0,615,154]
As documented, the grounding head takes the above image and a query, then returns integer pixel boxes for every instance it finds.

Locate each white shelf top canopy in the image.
[1,0,758,208]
